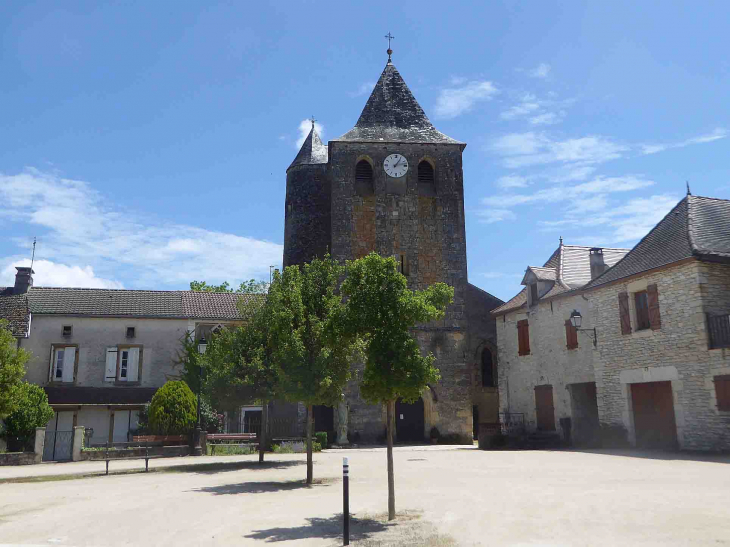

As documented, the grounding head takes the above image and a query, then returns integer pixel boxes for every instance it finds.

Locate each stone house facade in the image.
[283,52,502,444]
[493,195,730,451]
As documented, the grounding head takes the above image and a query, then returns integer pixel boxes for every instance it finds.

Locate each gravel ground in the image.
[1,446,729,546]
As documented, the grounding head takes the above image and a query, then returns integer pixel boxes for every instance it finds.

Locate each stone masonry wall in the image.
[592,259,730,451]
[283,163,330,267]
[497,292,597,436]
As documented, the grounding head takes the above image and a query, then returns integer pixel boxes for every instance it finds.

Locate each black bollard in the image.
[343,457,350,545]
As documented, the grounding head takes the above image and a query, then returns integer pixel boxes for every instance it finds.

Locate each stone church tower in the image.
[284,51,502,444]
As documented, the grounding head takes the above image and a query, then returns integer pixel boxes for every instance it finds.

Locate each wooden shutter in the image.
[517,319,530,356]
[647,284,662,330]
[127,348,140,382]
[62,347,75,383]
[715,376,730,411]
[105,347,117,382]
[565,320,578,349]
[618,292,632,335]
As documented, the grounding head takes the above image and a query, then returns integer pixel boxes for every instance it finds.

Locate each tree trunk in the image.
[306,404,313,484]
[386,399,396,520]
[259,400,268,463]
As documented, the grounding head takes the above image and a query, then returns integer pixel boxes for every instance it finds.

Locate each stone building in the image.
[284,51,502,443]
[493,195,730,451]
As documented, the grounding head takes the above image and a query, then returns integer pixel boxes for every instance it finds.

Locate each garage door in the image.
[631,381,678,450]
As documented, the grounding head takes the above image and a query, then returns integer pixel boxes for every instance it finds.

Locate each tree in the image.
[268,256,356,484]
[204,294,280,463]
[1,382,54,450]
[148,381,197,435]
[340,253,453,519]
[189,279,269,294]
[0,319,30,420]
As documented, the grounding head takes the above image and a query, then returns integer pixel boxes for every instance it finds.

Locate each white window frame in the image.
[116,346,141,383]
[50,345,76,383]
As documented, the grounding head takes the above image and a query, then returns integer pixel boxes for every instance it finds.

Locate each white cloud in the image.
[527,63,551,78]
[296,119,325,149]
[476,208,516,224]
[491,132,628,169]
[434,79,498,119]
[640,128,727,155]
[500,94,541,120]
[0,168,283,289]
[349,82,375,98]
[1,259,123,289]
[529,111,564,125]
[496,175,529,189]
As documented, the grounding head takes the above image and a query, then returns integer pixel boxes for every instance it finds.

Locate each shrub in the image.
[148,381,197,435]
[312,441,322,452]
[200,399,224,434]
[272,443,294,454]
[315,431,328,448]
[1,382,54,450]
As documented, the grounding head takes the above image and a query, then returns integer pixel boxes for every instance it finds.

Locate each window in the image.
[481,348,495,387]
[565,319,578,350]
[126,327,136,339]
[715,376,730,411]
[51,345,76,383]
[529,283,539,305]
[355,160,374,197]
[635,291,650,331]
[398,254,409,276]
[517,319,530,356]
[62,325,73,337]
[418,160,436,196]
[117,347,140,382]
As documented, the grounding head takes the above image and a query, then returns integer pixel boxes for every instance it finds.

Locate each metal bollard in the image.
[343,457,350,545]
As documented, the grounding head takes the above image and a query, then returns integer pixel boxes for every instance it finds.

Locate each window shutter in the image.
[62,347,75,383]
[618,292,632,335]
[105,347,117,382]
[647,284,661,330]
[127,348,140,382]
[517,320,530,356]
[565,320,578,349]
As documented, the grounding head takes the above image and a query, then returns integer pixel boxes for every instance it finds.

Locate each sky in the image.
[1,0,728,301]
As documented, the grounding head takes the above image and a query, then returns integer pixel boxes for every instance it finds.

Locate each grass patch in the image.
[207,444,255,456]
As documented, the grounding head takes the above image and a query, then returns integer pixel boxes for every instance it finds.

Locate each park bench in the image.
[207,433,258,455]
[100,440,172,475]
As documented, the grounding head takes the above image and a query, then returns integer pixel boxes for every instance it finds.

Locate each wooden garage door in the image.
[535,385,556,431]
[631,381,678,450]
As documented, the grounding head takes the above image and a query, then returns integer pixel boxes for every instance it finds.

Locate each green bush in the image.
[315,431,328,448]
[207,444,253,455]
[312,441,322,452]
[200,399,224,434]
[148,381,197,435]
[1,382,54,450]
[272,443,294,454]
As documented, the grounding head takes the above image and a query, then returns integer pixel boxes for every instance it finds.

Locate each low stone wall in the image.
[80,445,191,461]
[0,452,37,466]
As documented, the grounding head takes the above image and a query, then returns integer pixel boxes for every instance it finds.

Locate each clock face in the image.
[383,153,408,178]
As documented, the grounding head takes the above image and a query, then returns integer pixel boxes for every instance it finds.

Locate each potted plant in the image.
[429,427,440,445]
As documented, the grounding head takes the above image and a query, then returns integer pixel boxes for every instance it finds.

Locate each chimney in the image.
[589,248,606,279]
[14,267,34,294]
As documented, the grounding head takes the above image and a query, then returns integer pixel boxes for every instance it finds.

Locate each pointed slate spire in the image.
[288,122,328,171]
[333,63,463,145]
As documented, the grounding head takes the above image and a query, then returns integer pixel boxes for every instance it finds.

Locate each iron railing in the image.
[708,313,730,349]
[498,412,526,435]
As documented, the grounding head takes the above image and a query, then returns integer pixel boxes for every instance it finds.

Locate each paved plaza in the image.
[1,446,729,546]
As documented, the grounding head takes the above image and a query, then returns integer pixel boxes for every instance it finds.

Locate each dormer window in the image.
[530,283,539,304]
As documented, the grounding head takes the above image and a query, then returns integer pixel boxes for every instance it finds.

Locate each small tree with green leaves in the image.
[0,319,30,420]
[341,253,453,520]
[1,382,54,451]
[269,256,356,484]
[189,279,269,294]
[148,381,197,435]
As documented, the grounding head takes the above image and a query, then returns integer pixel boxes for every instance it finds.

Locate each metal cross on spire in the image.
[385,32,395,63]
[310,115,316,130]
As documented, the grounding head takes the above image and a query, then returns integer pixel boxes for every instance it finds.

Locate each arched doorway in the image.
[312,405,334,434]
[395,398,425,443]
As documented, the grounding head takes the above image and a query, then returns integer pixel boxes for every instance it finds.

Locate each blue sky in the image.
[1,0,728,301]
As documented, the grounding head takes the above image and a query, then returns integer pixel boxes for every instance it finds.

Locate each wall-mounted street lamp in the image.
[569,310,598,347]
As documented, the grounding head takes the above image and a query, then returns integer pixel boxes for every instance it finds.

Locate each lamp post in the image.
[194,335,207,456]
[569,310,598,347]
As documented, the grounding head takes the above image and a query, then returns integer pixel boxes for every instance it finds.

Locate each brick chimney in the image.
[14,267,34,294]
[589,248,606,279]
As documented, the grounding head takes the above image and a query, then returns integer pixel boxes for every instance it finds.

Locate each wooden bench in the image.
[102,441,165,475]
[207,433,258,455]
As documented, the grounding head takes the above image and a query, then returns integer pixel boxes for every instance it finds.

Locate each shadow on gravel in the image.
[193,477,336,495]
[568,448,730,464]
[244,514,391,543]
[168,459,305,475]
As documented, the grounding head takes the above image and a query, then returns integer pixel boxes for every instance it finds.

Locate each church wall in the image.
[283,163,330,267]
[328,140,472,444]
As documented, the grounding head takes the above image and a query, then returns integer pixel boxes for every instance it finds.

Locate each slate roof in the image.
[492,244,629,315]
[23,287,261,320]
[585,195,730,289]
[45,386,158,405]
[0,288,30,337]
[333,62,462,145]
[288,125,328,171]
